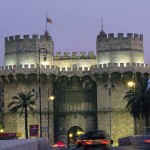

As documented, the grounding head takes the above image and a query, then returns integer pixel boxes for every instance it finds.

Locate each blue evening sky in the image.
[0,0,150,66]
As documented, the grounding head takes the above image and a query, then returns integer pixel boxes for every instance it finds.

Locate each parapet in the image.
[97,33,143,40]
[5,34,52,42]
[1,63,150,78]
[55,51,96,58]
[1,63,150,73]
[91,63,149,69]
[0,64,59,71]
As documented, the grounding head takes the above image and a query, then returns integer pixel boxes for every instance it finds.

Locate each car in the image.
[76,134,86,148]
[75,130,112,150]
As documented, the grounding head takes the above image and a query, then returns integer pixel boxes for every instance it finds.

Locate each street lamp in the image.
[39,48,47,137]
[48,90,55,139]
[105,82,115,147]
[128,81,135,90]
[0,129,3,133]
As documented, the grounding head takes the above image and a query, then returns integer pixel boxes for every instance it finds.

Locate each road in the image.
[54,146,150,150]
[111,146,150,150]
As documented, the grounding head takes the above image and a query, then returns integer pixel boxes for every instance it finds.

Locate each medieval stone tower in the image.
[0,28,149,146]
[96,30,144,64]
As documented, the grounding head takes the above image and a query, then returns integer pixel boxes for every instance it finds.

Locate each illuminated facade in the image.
[0,29,148,145]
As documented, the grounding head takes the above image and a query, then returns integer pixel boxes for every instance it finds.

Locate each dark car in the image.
[76,134,86,148]
[76,130,112,150]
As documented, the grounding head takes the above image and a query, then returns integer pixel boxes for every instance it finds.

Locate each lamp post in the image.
[105,82,115,147]
[39,48,47,137]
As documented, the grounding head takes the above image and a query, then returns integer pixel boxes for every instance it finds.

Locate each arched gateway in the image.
[67,126,84,147]
[53,75,97,143]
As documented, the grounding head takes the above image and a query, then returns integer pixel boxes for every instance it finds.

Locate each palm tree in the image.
[124,77,150,133]
[8,91,36,139]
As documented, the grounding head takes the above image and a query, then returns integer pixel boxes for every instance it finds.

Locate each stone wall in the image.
[54,59,96,70]
[1,64,149,145]
[96,79,134,146]
[96,51,144,64]
[3,73,54,144]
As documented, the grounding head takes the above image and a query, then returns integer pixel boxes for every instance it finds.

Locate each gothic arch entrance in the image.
[67,126,84,148]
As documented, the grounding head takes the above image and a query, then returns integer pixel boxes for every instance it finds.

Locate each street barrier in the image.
[118,135,150,146]
[0,137,49,150]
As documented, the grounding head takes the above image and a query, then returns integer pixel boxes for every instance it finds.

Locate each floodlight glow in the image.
[128,81,135,87]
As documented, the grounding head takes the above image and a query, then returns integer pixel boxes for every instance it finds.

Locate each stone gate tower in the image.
[0,28,149,146]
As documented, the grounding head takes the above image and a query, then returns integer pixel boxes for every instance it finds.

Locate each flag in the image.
[47,18,52,24]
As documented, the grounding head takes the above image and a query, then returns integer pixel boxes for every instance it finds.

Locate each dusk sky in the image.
[0,0,150,67]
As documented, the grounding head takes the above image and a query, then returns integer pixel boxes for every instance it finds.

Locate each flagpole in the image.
[46,11,47,31]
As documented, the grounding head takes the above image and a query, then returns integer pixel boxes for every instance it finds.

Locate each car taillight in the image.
[83,139,109,145]
[144,139,150,143]
[76,139,82,144]
[100,139,110,145]
[52,144,59,147]
[77,139,82,142]
[52,143,66,148]
[83,140,93,145]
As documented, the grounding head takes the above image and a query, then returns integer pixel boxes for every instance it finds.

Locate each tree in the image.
[124,77,150,132]
[8,91,36,139]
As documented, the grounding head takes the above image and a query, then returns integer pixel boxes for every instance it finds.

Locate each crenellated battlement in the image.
[0,64,58,70]
[91,63,150,69]
[97,33,143,40]
[7,33,144,42]
[54,51,96,58]
[0,63,150,74]
[5,34,52,42]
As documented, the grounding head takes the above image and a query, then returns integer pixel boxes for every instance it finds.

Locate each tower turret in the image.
[96,31,144,65]
[5,32,54,67]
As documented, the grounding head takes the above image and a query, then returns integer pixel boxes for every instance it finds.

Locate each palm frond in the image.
[9,104,22,113]
[28,106,36,116]
[28,100,36,105]
[8,101,21,108]
[8,91,36,115]
[12,96,22,101]
[124,77,150,126]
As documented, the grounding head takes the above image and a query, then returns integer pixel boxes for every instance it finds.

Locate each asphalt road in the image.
[52,146,150,150]
[111,146,150,150]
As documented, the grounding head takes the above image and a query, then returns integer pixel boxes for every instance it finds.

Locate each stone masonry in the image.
[0,29,149,146]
